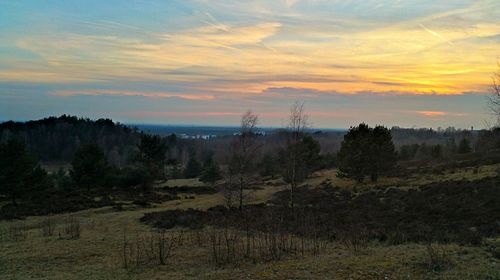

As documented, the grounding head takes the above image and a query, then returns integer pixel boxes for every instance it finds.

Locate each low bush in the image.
[425,243,453,271]
[40,216,56,237]
[121,229,182,270]
[63,216,81,239]
[142,177,500,246]
[8,221,28,242]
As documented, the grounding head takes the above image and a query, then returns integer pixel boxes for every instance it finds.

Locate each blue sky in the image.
[0,0,499,128]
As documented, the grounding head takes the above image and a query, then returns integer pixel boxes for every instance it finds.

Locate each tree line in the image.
[1,102,499,215]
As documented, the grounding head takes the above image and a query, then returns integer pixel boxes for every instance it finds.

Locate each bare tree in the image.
[222,171,236,208]
[284,101,309,214]
[229,110,259,211]
[489,64,500,123]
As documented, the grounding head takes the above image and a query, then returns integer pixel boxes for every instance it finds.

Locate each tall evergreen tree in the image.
[70,143,109,191]
[200,157,222,185]
[184,150,202,178]
[337,124,396,183]
[337,123,372,183]
[431,144,443,159]
[458,138,472,154]
[367,126,397,182]
[259,153,279,179]
[137,134,168,179]
[0,139,36,205]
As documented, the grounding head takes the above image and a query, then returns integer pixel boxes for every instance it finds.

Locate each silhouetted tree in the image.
[489,64,500,122]
[137,134,167,179]
[281,102,309,213]
[0,139,37,205]
[337,123,371,183]
[259,153,279,179]
[337,124,396,183]
[169,161,182,179]
[446,138,458,155]
[0,115,139,163]
[300,135,322,175]
[200,157,222,185]
[184,150,202,178]
[279,135,321,187]
[431,144,443,159]
[458,138,472,154]
[116,165,153,191]
[475,128,500,151]
[399,144,419,160]
[71,143,110,191]
[229,110,259,211]
[368,126,397,182]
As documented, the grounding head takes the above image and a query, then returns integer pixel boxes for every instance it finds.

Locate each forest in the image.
[0,104,499,279]
[1,112,498,217]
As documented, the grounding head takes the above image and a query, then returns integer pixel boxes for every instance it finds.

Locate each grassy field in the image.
[1,165,499,279]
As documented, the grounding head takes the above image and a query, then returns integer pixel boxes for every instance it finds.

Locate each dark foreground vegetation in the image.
[1,108,500,278]
[142,177,499,246]
[0,112,499,221]
[2,114,497,220]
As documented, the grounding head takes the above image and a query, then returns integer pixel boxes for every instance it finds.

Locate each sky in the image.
[0,0,499,128]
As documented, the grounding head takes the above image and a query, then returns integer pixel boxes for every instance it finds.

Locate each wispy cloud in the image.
[418,23,454,46]
[415,111,467,117]
[52,90,215,101]
[0,1,498,127]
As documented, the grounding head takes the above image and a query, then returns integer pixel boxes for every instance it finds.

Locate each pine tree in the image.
[337,123,372,183]
[137,134,167,179]
[184,151,202,178]
[458,138,472,154]
[337,124,396,183]
[70,143,109,191]
[200,158,222,185]
[0,139,37,205]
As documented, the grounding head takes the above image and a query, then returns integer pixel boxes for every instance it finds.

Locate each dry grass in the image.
[160,178,206,188]
[0,165,499,279]
[307,163,500,192]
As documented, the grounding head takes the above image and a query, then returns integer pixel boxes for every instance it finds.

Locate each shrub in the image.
[121,229,181,270]
[63,216,81,239]
[8,221,28,241]
[425,244,453,271]
[116,165,153,191]
[40,216,56,237]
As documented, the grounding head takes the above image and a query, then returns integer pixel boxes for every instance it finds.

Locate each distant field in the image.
[133,124,346,137]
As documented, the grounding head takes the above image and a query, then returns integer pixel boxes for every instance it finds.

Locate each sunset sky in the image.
[1,0,499,128]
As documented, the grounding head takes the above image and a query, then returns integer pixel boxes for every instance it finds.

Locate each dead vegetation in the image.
[0,166,499,279]
[121,228,182,271]
[40,215,55,237]
[8,221,28,242]
[425,243,453,272]
[142,176,500,247]
[208,227,326,265]
[63,216,82,239]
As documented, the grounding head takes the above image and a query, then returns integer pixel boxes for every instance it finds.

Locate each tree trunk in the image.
[289,146,298,216]
[238,175,244,212]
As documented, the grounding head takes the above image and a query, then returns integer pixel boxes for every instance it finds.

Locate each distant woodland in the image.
[1,115,498,167]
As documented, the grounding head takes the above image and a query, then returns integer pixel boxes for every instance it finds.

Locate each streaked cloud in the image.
[52,90,215,101]
[0,0,498,127]
[415,111,467,117]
